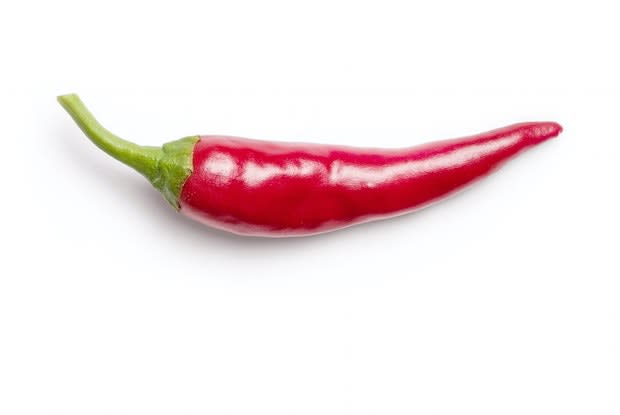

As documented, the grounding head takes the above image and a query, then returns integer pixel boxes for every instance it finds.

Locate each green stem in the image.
[57,94,162,181]
[58,93,199,209]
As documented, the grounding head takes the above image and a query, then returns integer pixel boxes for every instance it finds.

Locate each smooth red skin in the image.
[179,122,562,237]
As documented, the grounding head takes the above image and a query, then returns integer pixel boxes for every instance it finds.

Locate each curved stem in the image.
[57,94,162,180]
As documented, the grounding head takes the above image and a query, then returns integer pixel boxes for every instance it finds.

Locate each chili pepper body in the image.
[58,94,562,237]
[180,123,561,236]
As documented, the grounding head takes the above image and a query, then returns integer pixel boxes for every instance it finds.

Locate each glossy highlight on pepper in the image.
[58,94,562,237]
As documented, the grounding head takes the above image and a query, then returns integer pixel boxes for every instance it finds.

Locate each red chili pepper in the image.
[58,94,562,237]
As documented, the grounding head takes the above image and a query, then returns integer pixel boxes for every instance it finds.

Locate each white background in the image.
[1,1,619,414]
